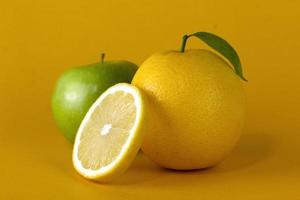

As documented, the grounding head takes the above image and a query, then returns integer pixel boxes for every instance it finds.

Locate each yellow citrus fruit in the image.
[132,49,246,170]
[73,83,149,182]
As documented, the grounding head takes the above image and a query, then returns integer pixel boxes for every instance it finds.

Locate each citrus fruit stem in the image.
[180,35,190,52]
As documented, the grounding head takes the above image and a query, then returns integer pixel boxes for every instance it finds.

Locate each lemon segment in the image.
[73,83,147,182]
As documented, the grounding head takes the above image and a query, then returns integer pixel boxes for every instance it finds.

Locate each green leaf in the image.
[189,32,247,81]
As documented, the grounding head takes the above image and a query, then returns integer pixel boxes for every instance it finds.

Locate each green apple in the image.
[52,55,138,142]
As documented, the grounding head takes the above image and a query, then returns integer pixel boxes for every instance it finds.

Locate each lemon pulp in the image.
[77,91,136,170]
[73,83,147,182]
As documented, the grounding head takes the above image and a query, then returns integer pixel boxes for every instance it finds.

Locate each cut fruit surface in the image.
[73,83,147,182]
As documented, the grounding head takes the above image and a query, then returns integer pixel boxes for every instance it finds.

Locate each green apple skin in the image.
[52,60,138,142]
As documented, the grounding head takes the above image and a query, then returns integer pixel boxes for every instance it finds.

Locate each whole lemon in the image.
[132,49,246,170]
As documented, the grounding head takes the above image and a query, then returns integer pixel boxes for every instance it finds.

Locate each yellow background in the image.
[0,0,299,199]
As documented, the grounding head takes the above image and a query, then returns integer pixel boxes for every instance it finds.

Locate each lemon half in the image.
[73,83,148,182]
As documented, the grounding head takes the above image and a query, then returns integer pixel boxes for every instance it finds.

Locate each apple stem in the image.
[180,35,190,52]
[101,53,105,63]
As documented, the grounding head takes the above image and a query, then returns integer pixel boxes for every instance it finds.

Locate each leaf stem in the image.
[180,35,189,52]
[101,53,105,63]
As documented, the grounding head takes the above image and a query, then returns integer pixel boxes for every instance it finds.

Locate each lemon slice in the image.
[73,83,147,182]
